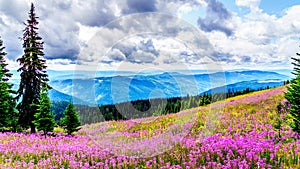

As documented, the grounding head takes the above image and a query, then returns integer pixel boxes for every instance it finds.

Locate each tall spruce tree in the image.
[285,51,300,133]
[0,37,18,131]
[16,3,49,133]
[61,102,81,135]
[33,87,55,137]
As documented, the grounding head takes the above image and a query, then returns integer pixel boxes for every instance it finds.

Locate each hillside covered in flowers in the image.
[0,86,299,168]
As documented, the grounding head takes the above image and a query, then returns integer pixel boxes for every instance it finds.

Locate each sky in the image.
[0,0,300,71]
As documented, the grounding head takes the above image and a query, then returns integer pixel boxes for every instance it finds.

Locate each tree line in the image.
[50,85,282,126]
[0,3,80,136]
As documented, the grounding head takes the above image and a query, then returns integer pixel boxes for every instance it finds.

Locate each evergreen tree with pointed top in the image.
[0,37,18,132]
[16,3,49,133]
[285,51,300,133]
[33,87,55,137]
[61,102,81,135]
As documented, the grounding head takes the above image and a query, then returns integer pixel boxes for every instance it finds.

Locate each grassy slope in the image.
[78,86,299,167]
[0,86,299,168]
[81,86,287,137]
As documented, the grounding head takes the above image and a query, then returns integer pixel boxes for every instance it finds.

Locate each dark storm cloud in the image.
[108,39,159,64]
[44,49,79,61]
[41,0,159,61]
[74,9,115,27]
[127,51,157,64]
[179,51,205,64]
[138,39,159,56]
[0,31,23,60]
[163,58,177,64]
[0,1,29,60]
[214,52,236,63]
[123,0,157,14]
[107,49,126,62]
[241,56,252,63]
[271,61,283,64]
[0,0,210,64]
[54,60,74,65]
[55,0,72,10]
[0,1,28,23]
[100,60,114,64]
[82,11,217,65]
[36,0,121,61]
[0,17,4,25]
[198,0,233,36]
[38,12,81,61]
[0,0,118,62]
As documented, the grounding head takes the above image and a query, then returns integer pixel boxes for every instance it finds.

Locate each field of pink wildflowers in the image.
[0,86,299,169]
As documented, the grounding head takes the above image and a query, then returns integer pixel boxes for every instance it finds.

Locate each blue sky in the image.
[260,0,300,15]
[0,0,300,71]
[183,0,300,25]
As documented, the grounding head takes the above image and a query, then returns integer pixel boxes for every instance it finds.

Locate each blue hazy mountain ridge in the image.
[48,89,90,105]
[10,82,89,105]
[202,80,285,95]
[45,70,290,105]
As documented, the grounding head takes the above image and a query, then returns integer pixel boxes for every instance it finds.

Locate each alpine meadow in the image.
[0,1,300,169]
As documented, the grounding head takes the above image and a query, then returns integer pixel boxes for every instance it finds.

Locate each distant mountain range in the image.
[48,89,90,105]
[10,83,89,105]
[9,70,290,106]
[202,79,285,95]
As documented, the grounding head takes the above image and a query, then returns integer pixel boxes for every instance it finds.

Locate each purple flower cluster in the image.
[0,86,299,168]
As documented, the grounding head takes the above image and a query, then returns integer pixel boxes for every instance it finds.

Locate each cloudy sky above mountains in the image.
[0,0,300,71]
